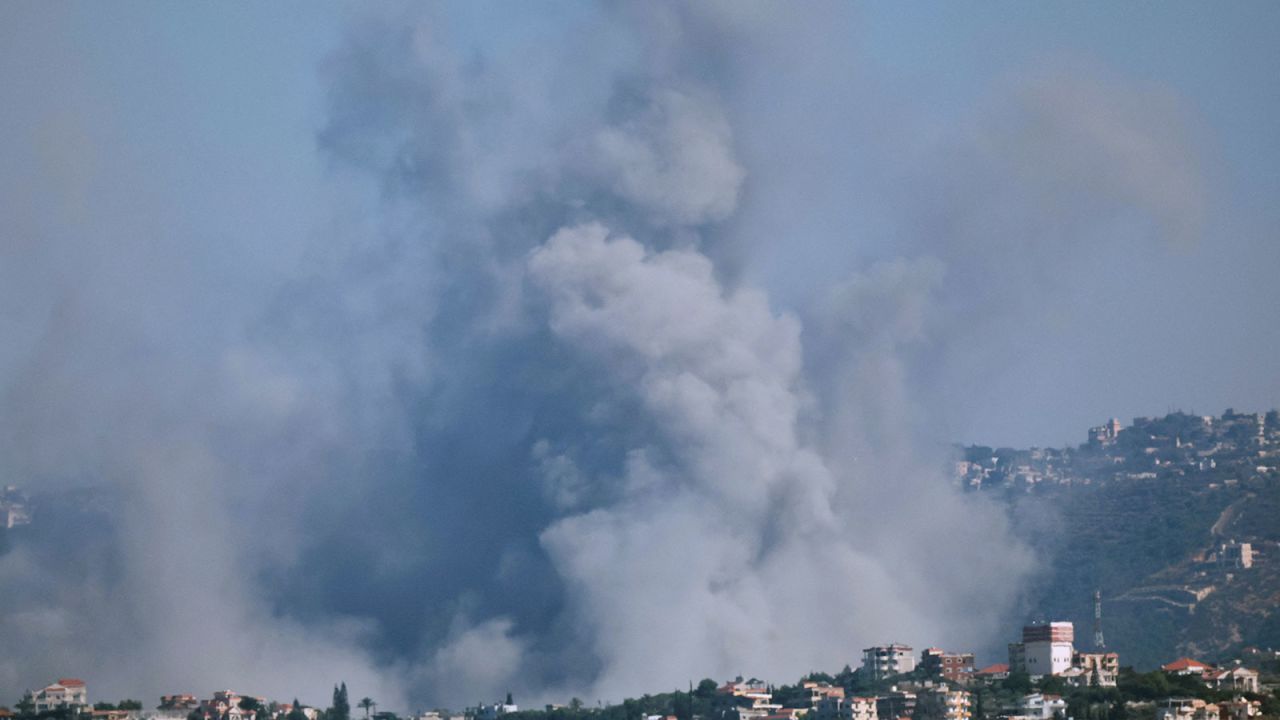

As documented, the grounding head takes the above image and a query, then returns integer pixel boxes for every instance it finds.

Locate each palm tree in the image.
[358,699,375,720]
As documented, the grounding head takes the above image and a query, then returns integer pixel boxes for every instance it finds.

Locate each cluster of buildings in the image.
[10,623,1271,720]
[1160,660,1261,694]
[699,621,1268,720]
[711,676,966,720]
[1154,697,1264,720]
[8,683,320,720]
[1005,623,1120,688]
[954,409,1280,490]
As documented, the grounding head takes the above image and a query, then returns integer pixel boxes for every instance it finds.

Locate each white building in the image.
[1017,694,1066,720]
[470,703,517,720]
[813,696,877,720]
[1009,623,1074,677]
[35,679,89,713]
[862,645,916,681]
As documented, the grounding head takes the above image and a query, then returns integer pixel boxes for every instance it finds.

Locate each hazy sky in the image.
[1,1,1278,711]
[4,2,1278,448]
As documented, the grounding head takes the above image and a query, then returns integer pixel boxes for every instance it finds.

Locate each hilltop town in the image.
[955,409,1280,492]
[4,620,1278,720]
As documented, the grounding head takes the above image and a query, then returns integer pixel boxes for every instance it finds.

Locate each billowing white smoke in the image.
[525,224,998,701]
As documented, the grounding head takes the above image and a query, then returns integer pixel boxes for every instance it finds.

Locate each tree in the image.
[1038,676,1066,695]
[506,694,514,707]
[119,701,143,711]
[331,685,350,720]
[17,693,37,719]
[674,686,693,720]
[287,700,308,720]
[358,699,375,720]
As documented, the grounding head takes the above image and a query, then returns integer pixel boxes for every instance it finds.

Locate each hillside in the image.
[967,409,1280,668]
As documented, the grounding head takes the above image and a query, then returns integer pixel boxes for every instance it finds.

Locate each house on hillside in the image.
[973,664,1009,682]
[35,679,89,714]
[1161,658,1212,676]
[1203,667,1259,694]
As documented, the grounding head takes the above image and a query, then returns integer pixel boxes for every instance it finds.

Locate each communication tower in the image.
[1093,588,1105,649]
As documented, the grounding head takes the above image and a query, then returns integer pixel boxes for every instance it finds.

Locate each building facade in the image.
[1008,623,1074,677]
[34,680,89,714]
[914,688,970,720]
[862,645,916,681]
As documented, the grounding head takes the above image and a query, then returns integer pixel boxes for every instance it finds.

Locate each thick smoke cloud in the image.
[0,1,1213,713]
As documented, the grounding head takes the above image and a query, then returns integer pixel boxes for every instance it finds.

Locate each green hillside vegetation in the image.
[1012,474,1280,668]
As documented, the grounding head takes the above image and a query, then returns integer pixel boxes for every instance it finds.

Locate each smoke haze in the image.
[2,0,1277,714]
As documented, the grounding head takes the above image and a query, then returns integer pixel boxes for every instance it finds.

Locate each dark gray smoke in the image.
[0,2,1213,712]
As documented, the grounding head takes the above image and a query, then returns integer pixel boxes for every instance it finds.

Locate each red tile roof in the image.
[1162,658,1211,672]
[975,664,1010,675]
[57,679,86,687]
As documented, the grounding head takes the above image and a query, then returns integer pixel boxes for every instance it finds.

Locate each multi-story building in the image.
[34,679,89,714]
[913,688,970,720]
[920,649,975,685]
[715,678,781,720]
[800,682,845,705]
[1016,694,1066,720]
[862,645,916,681]
[469,702,518,720]
[1088,419,1123,446]
[874,691,915,720]
[1008,623,1073,677]
[1063,651,1119,687]
[160,695,200,711]
[155,695,201,720]
[812,696,876,720]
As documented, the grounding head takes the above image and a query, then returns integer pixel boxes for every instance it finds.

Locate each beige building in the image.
[1219,698,1262,720]
[914,688,970,720]
[800,682,845,705]
[1064,651,1119,687]
[1156,699,1219,720]
[1204,668,1260,694]
[863,645,916,681]
[716,678,781,720]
